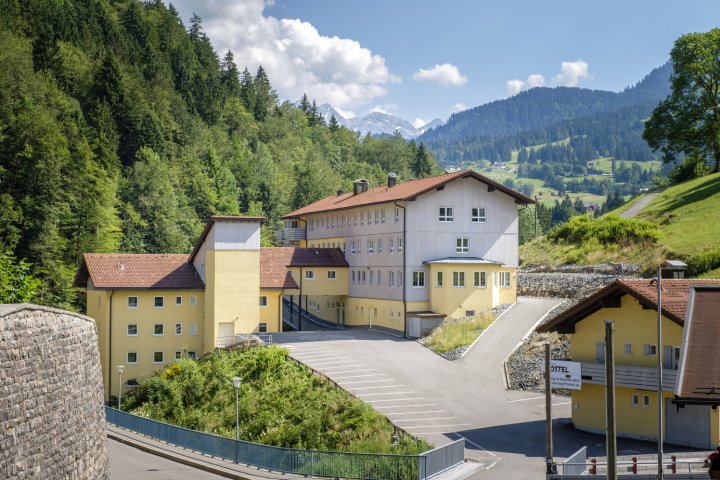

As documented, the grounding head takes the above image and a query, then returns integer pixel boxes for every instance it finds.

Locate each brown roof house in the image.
[539,278,720,448]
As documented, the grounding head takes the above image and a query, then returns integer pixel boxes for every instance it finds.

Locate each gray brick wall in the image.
[0,304,109,479]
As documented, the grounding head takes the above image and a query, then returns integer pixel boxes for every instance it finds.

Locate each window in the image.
[394,207,400,222]
[412,271,425,288]
[389,238,394,253]
[259,296,268,307]
[153,351,164,364]
[631,393,639,407]
[439,206,454,222]
[127,324,138,336]
[361,212,365,225]
[436,271,443,287]
[499,271,511,288]
[305,270,315,280]
[175,323,182,335]
[624,343,633,355]
[362,271,366,285]
[375,210,380,224]
[471,207,487,223]
[369,270,374,285]
[368,239,374,254]
[465,310,475,318]
[453,271,465,287]
[389,271,394,287]
[643,395,651,407]
[474,271,486,288]
[398,237,403,253]
[154,296,164,308]
[175,296,182,306]
[190,323,197,336]
[259,323,268,333]
[381,210,385,223]
[352,271,356,285]
[153,324,164,336]
[190,296,197,305]
[378,239,382,253]
[644,344,657,355]
[327,270,336,280]
[127,352,138,364]
[398,271,403,287]
[175,351,182,360]
[456,238,469,253]
[128,296,138,308]
[390,311,394,319]
[188,351,197,360]
[351,241,356,255]
[378,271,382,286]
[354,213,358,225]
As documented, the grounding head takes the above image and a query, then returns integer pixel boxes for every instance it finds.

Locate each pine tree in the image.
[252,65,277,122]
[329,115,340,133]
[220,50,241,99]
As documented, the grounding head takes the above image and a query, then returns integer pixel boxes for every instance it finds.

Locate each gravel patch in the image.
[505,329,571,393]
[518,271,641,299]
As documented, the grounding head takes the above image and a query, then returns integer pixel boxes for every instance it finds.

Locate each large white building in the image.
[278,170,533,336]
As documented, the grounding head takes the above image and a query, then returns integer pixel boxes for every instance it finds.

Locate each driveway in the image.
[274,297,568,479]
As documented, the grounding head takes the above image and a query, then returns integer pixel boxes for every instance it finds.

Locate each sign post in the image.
[545,343,555,474]
[544,353,582,475]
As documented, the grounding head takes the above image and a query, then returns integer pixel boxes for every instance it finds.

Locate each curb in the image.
[458,302,518,360]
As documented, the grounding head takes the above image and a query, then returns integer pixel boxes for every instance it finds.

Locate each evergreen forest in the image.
[0,0,438,309]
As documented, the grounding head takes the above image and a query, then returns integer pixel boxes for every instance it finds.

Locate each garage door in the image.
[666,399,711,449]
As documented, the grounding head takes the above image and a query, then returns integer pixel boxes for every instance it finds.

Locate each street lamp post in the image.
[117,365,125,411]
[233,376,242,463]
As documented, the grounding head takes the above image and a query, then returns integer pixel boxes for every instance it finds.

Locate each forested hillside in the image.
[421,63,672,166]
[0,0,437,309]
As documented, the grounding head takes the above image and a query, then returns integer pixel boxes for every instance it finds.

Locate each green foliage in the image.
[686,247,720,277]
[423,313,495,354]
[0,251,41,303]
[0,1,433,310]
[123,346,431,454]
[549,215,661,245]
[644,29,720,174]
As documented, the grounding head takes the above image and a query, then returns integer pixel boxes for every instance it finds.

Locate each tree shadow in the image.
[652,174,720,213]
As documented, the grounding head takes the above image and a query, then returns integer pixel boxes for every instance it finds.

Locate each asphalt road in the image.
[108,438,229,480]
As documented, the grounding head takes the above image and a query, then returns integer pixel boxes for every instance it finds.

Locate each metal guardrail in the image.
[560,446,587,475]
[216,334,273,348]
[106,407,467,479]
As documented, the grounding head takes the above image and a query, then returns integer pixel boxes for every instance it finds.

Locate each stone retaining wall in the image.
[0,304,109,479]
[518,271,630,299]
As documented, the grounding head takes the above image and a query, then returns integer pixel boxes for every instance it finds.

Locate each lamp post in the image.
[233,377,242,464]
[117,365,125,411]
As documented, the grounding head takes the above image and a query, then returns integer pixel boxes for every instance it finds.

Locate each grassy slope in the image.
[520,172,720,273]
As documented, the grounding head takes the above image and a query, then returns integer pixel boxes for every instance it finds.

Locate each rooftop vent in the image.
[387,172,397,188]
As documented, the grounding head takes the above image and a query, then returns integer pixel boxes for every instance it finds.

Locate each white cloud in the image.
[412,63,468,87]
[506,79,525,96]
[526,74,545,89]
[170,0,398,110]
[451,102,467,112]
[370,103,399,115]
[552,60,589,87]
[413,118,427,128]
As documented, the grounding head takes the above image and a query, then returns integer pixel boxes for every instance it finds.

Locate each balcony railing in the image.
[275,227,306,243]
[581,362,677,391]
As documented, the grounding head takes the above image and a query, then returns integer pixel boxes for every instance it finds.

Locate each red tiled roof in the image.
[282,170,534,218]
[74,253,204,290]
[538,278,720,333]
[259,247,348,289]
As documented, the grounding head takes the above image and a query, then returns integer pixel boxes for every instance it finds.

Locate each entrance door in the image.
[218,322,234,347]
[666,399,711,448]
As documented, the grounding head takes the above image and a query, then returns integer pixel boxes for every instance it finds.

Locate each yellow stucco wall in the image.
[289,266,349,297]
[307,237,345,249]
[427,265,515,319]
[259,289,285,333]
[205,250,260,350]
[87,288,205,400]
[346,297,406,331]
[303,294,345,324]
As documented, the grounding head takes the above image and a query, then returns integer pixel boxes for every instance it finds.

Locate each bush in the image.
[549,215,661,245]
[686,247,720,277]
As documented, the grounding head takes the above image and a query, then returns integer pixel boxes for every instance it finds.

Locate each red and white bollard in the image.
[590,458,597,475]
[671,455,677,474]
[631,456,637,474]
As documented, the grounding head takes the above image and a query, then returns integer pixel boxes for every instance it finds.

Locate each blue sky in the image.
[170,0,720,126]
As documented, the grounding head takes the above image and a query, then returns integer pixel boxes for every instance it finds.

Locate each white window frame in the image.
[375,210,380,224]
[260,296,268,307]
[642,394,651,408]
[499,271,511,288]
[398,237,403,253]
[127,324,138,336]
[388,271,394,287]
[127,352,138,364]
[644,344,657,356]
[624,343,633,355]
[474,271,486,288]
[389,238,394,253]
[352,271,356,285]
[128,296,138,309]
[190,295,197,305]
[398,271,403,287]
[381,210,385,223]
[471,207,487,223]
[175,323,182,336]
[361,212,365,225]
[369,270,374,286]
[412,271,425,288]
[452,271,465,288]
[175,351,182,360]
[175,296,182,306]
[190,323,197,336]
[368,239,374,254]
[327,270,337,280]
[394,207,399,223]
[305,270,315,280]
[456,238,469,253]
[439,206,454,222]
[631,393,639,407]
[378,239,382,253]
[362,271,366,285]
[378,271,382,286]
[154,296,164,308]
[188,351,197,360]
[153,351,164,364]
[153,324,164,336]
[436,271,443,287]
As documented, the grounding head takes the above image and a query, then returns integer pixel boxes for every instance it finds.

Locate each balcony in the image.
[275,227,306,243]
[581,362,677,391]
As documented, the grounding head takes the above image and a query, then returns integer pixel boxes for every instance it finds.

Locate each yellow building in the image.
[538,278,720,448]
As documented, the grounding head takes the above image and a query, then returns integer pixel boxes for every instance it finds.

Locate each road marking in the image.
[321,364,366,370]
[292,354,340,359]
[366,399,428,404]
[309,361,358,366]
[403,423,471,429]
[374,404,436,409]
[356,391,415,396]
[507,396,545,403]
[320,369,374,375]
[351,385,405,390]
[332,373,385,379]
[393,417,458,422]
[340,379,395,385]
[385,410,446,415]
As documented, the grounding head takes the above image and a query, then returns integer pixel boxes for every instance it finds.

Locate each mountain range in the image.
[316,104,443,139]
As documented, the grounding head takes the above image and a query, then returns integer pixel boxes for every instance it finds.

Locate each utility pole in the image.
[605,320,617,480]
[534,196,538,238]
[545,342,555,474]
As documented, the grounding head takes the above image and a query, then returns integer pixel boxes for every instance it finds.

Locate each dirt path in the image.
[620,193,657,218]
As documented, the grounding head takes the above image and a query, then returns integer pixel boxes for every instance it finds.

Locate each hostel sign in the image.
[544,360,582,390]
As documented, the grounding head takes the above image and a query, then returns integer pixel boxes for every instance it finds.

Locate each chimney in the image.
[387,172,397,188]
[353,179,369,195]
[337,189,343,196]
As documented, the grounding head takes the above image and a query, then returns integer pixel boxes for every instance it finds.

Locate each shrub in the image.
[549,215,661,245]
[686,247,720,277]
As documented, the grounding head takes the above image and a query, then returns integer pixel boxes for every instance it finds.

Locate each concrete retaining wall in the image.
[0,303,109,479]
